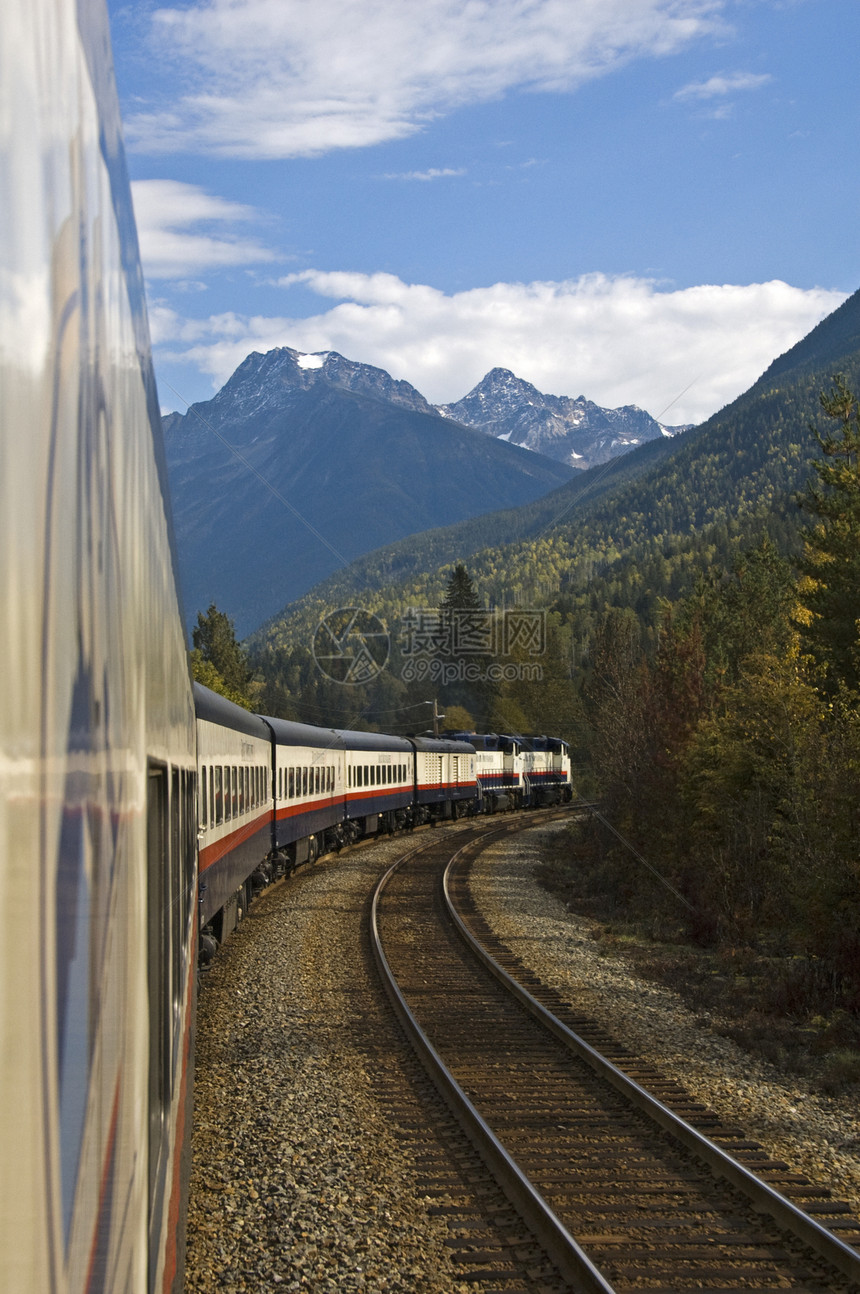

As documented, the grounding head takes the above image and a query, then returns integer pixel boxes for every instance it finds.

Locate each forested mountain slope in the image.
[250,286,860,655]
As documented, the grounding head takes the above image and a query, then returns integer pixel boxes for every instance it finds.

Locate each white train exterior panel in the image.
[1,1,196,1290]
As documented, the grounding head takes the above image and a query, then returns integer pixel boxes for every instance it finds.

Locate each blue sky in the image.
[108,0,859,425]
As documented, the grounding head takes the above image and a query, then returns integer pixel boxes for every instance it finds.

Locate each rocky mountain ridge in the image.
[435,367,688,467]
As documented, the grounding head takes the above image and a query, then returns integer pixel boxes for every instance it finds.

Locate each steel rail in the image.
[370,823,619,1294]
[443,849,860,1286]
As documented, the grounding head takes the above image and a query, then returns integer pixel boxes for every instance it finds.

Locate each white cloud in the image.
[150,271,846,425]
[131,179,276,278]
[126,0,728,157]
[383,167,467,181]
[674,70,772,101]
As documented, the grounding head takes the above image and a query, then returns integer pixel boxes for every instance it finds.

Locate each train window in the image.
[287,768,293,799]
[238,768,244,815]
[230,766,237,819]
[214,766,223,825]
[146,762,195,1226]
[300,768,306,796]
[245,766,250,810]
[201,765,208,828]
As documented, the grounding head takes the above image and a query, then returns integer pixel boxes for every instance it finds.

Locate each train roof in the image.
[261,717,413,754]
[409,735,477,755]
[331,729,414,753]
[444,731,519,751]
[260,714,347,751]
[193,683,271,741]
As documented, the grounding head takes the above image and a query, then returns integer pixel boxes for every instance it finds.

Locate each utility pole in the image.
[425,698,444,737]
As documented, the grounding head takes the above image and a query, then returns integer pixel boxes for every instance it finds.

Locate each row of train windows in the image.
[348,762,407,789]
[277,764,335,800]
[200,763,268,829]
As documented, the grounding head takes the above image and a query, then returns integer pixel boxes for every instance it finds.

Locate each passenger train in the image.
[195,684,571,949]
[0,2,570,1291]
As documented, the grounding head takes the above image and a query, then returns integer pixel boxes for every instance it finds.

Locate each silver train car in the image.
[1,1,196,1290]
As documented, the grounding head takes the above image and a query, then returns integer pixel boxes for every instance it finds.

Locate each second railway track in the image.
[372,813,860,1292]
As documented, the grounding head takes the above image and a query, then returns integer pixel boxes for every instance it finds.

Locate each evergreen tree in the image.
[796,378,860,693]
[440,563,482,614]
[192,603,255,708]
[437,563,497,728]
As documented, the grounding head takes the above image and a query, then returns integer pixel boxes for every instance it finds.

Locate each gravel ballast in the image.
[469,820,860,1222]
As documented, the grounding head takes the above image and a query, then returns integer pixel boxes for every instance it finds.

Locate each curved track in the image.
[372,815,860,1292]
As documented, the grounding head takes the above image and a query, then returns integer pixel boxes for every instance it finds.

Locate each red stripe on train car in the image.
[198,811,272,872]
[343,788,410,806]
[275,796,345,821]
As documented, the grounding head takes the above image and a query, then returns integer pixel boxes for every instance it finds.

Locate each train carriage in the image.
[465,733,523,810]
[524,736,573,805]
[338,730,414,837]
[409,736,477,820]
[1,0,197,1289]
[264,717,347,866]
[194,685,273,937]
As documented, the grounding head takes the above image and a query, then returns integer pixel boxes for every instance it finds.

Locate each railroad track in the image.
[371,814,860,1292]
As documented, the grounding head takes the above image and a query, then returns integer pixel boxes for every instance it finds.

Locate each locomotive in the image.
[0,2,571,1289]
